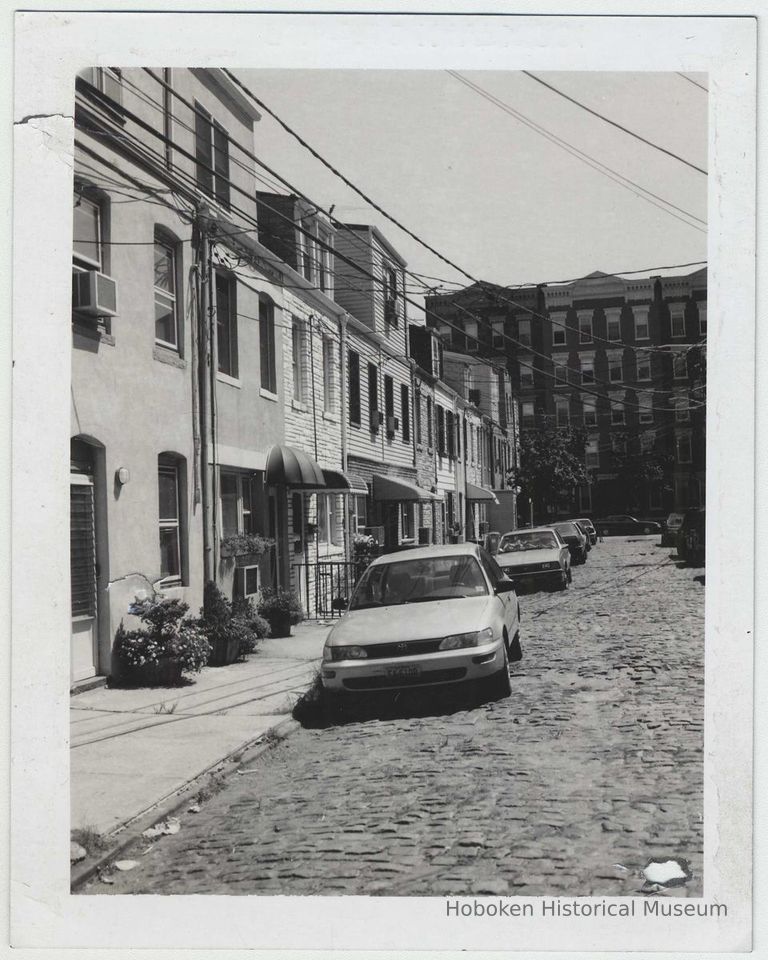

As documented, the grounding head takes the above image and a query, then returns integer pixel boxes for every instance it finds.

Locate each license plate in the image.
[385,665,420,679]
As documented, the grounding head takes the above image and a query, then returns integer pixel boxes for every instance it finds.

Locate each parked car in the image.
[595,515,663,537]
[677,508,705,566]
[495,527,571,592]
[552,521,589,565]
[574,517,598,546]
[572,520,592,553]
[662,512,685,547]
[321,543,520,705]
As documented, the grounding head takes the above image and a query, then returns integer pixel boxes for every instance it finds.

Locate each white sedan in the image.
[321,543,521,703]
[495,527,572,592]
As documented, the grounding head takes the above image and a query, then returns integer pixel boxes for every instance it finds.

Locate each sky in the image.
[239,69,708,307]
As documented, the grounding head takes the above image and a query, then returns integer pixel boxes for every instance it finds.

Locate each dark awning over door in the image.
[321,469,368,495]
[372,474,439,502]
[465,482,499,504]
[265,445,326,489]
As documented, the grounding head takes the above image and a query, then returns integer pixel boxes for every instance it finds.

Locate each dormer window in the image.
[384,265,399,326]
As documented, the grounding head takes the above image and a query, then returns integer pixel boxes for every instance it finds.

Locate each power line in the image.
[447,71,706,231]
[522,71,708,176]
[677,72,709,93]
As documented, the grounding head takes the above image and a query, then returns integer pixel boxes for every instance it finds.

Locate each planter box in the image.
[265,613,292,638]
[125,658,184,687]
[208,634,242,667]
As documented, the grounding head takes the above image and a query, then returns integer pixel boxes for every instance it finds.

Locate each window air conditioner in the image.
[369,409,383,432]
[73,270,118,317]
[236,565,260,599]
[386,415,399,437]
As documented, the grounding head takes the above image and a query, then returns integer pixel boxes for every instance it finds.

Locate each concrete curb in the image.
[70,715,300,892]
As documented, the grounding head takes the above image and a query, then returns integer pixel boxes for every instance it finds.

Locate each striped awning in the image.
[321,469,368,495]
[265,445,326,489]
[466,482,499,504]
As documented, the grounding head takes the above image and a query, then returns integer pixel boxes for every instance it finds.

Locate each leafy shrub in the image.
[256,587,304,626]
[219,533,273,559]
[115,597,211,674]
[200,582,262,662]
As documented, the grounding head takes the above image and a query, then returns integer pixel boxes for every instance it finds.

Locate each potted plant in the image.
[351,532,377,580]
[199,582,268,666]
[114,596,211,686]
[219,532,273,562]
[257,586,304,638]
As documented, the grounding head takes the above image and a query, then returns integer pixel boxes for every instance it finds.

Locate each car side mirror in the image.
[495,578,516,594]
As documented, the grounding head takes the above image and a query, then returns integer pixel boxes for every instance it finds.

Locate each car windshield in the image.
[555,523,578,537]
[576,518,594,529]
[349,554,489,609]
[499,531,559,552]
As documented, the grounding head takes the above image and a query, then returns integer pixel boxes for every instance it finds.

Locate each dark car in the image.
[677,508,705,566]
[572,520,592,553]
[575,518,598,546]
[595,514,663,537]
[552,521,588,565]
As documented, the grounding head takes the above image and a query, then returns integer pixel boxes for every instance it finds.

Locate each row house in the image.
[427,267,706,522]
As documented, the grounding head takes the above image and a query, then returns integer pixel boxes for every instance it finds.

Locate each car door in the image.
[479,547,518,635]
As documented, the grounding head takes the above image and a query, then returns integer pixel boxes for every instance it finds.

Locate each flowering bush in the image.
[219,533,273,560]
[352,532,377,578]
[115,596,211,675]
[199,582,265,664]
[257,587,304,625]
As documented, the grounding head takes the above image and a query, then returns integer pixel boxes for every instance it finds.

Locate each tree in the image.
[611,433,674,510]
[512,427,588,522]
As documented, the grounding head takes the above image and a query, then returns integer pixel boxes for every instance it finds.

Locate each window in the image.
[195,103,230,209]
[606,309,621,341]
[258,295,276,392]
[301,221,315,282]
[154,235,179,348]
[158,457,183,582]
[322,337,336,413]
[384,375,394,417]
[82,67,123,104]
[611,400,625,425]
[520,365,534,388]
[426,397,433,447]
[676,396,690,422]
[351,494,368,533]
[220,471,256,537]
[585,438,599,469]
[641,432,655,453]
[384,265,399,324]
[581,358,595,384]
[698,303,707,336]
[677,434,692,464]
[401,503,414,541]
[608,354,623,382]
[492,318,505,348]
[348,350,361,426]
[551,315,566,346]
[368,363,379,428]
[401,384,410,442]
[633,307,650,340]
[554,363,567,385]
[317,494,338,545]
[415,391,423,444]
[518,319,531,346]
[318,230,332,295]
[292,493,303,535]
[674,352,688,380]
[446,410,455,459]
[636,351,651,381]
[216,273,238,379]
[462,416,467,460]
[556,398,569,427]
[612,435,627,455]
[73,194,103,270]
[670,304,686,338]
[639,394,654,423]
[162,68,173,169]
[578,484,592,512]
[437,406,446,455]
[583,398,597,426]
[291,318,306,402]
[579,312,593,343]
[522,402,535,428]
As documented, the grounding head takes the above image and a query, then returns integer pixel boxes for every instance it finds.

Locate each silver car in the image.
[495,527,572,592]
[321,544,521,703]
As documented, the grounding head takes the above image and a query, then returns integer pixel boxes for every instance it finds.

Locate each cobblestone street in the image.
[93,537,704,897]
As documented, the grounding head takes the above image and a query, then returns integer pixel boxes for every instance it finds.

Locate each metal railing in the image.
[293,560,366,619]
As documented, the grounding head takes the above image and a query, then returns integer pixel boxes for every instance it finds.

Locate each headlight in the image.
[439,626,494,650]
[541,561,560,570]
[329,645,368,661]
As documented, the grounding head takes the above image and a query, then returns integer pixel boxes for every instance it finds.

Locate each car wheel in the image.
[508,630,523,663]
[486,644,512,701]
[557,572,568,591]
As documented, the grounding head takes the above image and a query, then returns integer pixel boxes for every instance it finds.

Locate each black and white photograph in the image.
[9,7,758,955]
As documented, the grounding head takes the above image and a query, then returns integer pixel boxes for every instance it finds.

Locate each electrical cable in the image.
[676,72,709,93]
[522,71,708,176]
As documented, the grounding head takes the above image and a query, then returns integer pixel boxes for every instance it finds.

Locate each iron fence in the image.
[293,560,366,619]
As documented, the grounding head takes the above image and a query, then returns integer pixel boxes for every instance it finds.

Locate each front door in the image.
[70,473,98,683]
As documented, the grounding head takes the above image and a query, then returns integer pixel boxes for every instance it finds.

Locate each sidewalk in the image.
[71,621,330,836]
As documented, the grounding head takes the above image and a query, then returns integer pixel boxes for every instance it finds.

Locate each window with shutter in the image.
[70,480,97,618]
